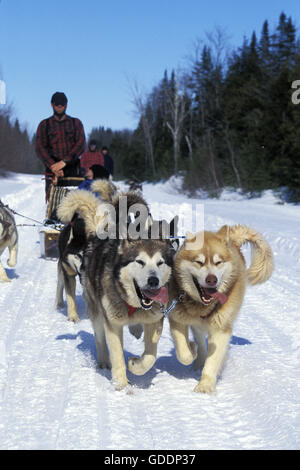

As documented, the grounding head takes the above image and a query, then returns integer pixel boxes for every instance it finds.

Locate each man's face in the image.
[52,103,67,115]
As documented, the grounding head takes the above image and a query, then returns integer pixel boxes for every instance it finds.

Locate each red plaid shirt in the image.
[80,149,105,173]
[35,114,86,169]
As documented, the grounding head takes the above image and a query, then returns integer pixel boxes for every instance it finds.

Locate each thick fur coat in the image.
[168,224,274,393]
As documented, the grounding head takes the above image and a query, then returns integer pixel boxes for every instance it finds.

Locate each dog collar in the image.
[125,302,137,316]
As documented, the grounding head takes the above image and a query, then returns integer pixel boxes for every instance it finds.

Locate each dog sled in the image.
[39,176,84,259]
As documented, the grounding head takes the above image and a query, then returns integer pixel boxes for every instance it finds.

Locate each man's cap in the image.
[89,139,97,146]
[51,92,68,106]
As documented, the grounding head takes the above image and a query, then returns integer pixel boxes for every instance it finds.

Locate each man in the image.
[80,139,105,179]
[101,146,114,178]
[35,92,86,201]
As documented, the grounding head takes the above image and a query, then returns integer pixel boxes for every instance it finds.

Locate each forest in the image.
[1,12,300,201]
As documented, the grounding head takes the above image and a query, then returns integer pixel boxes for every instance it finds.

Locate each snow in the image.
[0,173,299,450]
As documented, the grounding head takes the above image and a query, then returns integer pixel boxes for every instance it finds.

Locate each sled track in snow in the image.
[0,175,299,449]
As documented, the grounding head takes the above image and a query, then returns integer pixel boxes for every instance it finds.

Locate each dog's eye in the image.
[157,260,164,267]
[215,260,223,266]
[195,261,204,266]
[136,260,145,267]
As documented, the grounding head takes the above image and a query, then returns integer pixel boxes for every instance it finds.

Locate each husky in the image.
[55,180,117,322]
[0,201,18,282]
[80,193,178,390]
[168,225,274,393]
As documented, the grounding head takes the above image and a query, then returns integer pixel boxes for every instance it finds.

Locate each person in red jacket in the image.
[80,139,105,179]
[35,92,86,201]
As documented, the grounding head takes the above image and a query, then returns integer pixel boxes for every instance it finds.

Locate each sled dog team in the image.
[0,183,274,393]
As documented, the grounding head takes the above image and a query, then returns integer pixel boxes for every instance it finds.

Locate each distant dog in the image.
[0,201,18,282]
[168,225,274,393]
[81,192,178,390]
[55,180,117,322]
[128,180,143,192]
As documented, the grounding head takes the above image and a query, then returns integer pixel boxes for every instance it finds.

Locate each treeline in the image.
[92,12,300,201]
[0,107,42,175]
[1,12,300,201]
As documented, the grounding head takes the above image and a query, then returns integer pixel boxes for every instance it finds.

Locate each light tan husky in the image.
[168,225,274,393]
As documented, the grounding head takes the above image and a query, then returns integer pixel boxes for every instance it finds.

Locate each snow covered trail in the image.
[0,174,299,450]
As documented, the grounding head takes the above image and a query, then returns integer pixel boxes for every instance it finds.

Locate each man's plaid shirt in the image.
[35,114,86,169]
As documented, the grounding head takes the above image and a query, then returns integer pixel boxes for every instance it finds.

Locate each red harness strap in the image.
[125,302,137,316]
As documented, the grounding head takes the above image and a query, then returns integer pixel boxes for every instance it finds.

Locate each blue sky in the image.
[0,0,299,138]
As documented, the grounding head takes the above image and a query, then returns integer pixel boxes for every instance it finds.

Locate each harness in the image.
[124,291,186,317]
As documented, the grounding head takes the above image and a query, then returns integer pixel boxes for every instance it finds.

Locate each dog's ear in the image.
[186,231,196,243]
[217,225,231,243]
[184,231,204,251]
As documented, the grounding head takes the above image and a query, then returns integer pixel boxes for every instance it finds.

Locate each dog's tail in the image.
[57,190,104,236]
[220,224,274,285]
[91,179,117,202]
[111,190,152,236]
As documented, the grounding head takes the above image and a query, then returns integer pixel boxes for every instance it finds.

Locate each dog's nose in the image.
[205,274,218,286]
[148,276,159,288]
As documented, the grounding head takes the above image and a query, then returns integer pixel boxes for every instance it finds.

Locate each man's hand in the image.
[50,160,66,177]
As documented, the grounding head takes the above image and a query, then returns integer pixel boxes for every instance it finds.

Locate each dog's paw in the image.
[113,378,130,391]
[193,374,216,394]
[128,355,155,375]
[55,301,65,310]
[7,259,16,268]
[98,360,111,370]
[67,313,80,323]
[177,341,197,366]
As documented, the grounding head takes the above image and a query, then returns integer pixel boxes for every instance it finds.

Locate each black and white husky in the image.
[0,201,18,282]
[82,221,177,390]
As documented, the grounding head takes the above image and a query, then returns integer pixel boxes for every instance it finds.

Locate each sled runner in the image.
[40,177,84,259]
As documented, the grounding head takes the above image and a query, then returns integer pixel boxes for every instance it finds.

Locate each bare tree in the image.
[165,71,189,173]
[128,79,156,176]
[224,122,242,188]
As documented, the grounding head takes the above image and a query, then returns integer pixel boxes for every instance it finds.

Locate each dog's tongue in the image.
[209,291,228,305]
[142,287,169,304]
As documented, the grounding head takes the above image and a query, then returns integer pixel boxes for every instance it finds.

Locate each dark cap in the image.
[90,164,109,180]
[51,92,68,106]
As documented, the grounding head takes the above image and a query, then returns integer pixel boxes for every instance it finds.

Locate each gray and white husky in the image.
[82,230,177,390]
[58,186,178,390]
[0,201,18,282]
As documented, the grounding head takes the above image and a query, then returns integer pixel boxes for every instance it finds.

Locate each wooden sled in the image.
[40,177,84,259]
